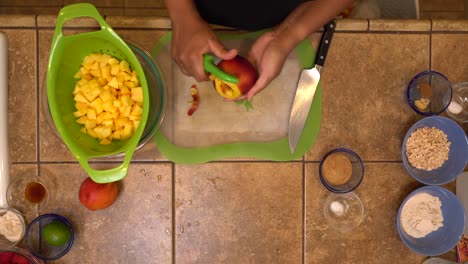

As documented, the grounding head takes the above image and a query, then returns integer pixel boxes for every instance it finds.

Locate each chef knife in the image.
[288,20,336,154]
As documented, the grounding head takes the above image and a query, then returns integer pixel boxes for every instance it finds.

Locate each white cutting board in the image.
[457,171,468,235]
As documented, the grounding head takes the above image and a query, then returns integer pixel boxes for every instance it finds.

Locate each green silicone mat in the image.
[151,31,321,164]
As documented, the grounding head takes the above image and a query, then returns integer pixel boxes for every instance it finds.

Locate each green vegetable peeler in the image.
[203,54,239,84]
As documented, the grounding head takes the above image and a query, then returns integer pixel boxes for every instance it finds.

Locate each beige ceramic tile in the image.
[124,8,170,17]
[93,7,125,16]
[42,163,173,264]
[0,7,62,16]
[336,18,368,32]
[431,34,468,84]
[369,19,431,32]
[63,0,125,7]
[421,11,465,19]
[0,0,61,6]
[305,163,428,264]
[3,30,37,162]
[124,0,166,8]
[106,16,171,29]
[0,15,35,27]
[420,0,465,11]
[432,19,468,31]
[37,15,101,28]
[305,32,430,161]
[175,162,303,264]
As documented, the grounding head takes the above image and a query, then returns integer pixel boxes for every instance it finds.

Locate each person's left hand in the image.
[242,30,292,100]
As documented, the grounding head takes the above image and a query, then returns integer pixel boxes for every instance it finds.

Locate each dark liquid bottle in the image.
[24,181,46,203]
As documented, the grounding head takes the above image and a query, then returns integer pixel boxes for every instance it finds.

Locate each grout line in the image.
[429,19,433,71]
[301,159,306,264]
[35,18,41,217]
[35,17,41,177]
[171,162,176,264]
[10,160,405,165]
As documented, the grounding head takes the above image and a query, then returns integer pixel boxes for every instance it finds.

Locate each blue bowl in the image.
[397,186,465,256]
[402,116,468,185]
[25,213,74,261]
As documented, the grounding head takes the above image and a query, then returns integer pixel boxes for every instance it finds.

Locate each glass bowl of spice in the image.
[397,186,465,256]
[0,207,26,248]
[323,192,364,232]
[319,148,364,193]
[402,116,468,185]
[7,174,50,213]
[406,71,452,116]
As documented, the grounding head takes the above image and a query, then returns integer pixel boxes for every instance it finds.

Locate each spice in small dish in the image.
[321,152,352,185]
[24,181,47,204]
[414,82,433,111]
[418,82,433,98]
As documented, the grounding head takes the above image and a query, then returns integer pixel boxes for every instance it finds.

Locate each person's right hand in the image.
[170,16,237,82]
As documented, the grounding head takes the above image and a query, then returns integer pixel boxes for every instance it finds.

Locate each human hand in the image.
[171,17,237,82]
[243,30,292,100]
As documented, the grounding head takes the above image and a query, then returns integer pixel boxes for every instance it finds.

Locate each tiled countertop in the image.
[1,16,467,264]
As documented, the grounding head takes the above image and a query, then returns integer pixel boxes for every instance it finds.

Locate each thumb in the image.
[246,75,271,100]
[209,40,237,61]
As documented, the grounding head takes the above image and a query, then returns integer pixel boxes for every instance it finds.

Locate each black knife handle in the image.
[315,20,336,67]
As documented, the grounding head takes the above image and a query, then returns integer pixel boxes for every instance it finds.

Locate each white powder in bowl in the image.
[400,192,444,238]
[0,210,24,242]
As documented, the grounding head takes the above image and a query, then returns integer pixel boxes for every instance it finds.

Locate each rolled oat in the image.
[405,127,450,171]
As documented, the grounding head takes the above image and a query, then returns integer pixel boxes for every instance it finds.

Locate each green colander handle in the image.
[203,54,239,84]
[53,3,112,41]
[80,149,134,184]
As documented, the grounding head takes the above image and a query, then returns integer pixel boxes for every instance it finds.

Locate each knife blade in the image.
[288,20,336,154]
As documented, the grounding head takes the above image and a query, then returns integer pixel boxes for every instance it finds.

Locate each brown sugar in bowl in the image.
[319,148,364,193]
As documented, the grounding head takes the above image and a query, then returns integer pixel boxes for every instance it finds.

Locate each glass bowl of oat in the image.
[402,116,468,185]
[406,71,452,116]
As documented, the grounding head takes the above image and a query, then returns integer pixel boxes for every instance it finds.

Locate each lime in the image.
[42,220,71,247]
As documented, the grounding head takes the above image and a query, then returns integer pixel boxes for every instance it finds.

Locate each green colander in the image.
[46,3,149,183]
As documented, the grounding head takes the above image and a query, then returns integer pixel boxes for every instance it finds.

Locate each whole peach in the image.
[79,177,119,211]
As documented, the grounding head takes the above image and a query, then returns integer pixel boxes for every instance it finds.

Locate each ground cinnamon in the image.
[322,153,352,185]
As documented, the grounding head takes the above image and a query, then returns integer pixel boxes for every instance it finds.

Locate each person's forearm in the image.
[274,0,354,51]
[163,0,202,28]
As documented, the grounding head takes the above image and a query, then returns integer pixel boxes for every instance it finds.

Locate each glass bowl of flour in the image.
[397,186,465,256]
[0,208,26,248]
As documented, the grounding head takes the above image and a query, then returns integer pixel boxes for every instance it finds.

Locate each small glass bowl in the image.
[445,82,468,124]
[25,214,74,261]
[319,148,364,193]
[0,208,26,248]
[406,71,452,116]
[323,192,364,232]
[7,174,50,213]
